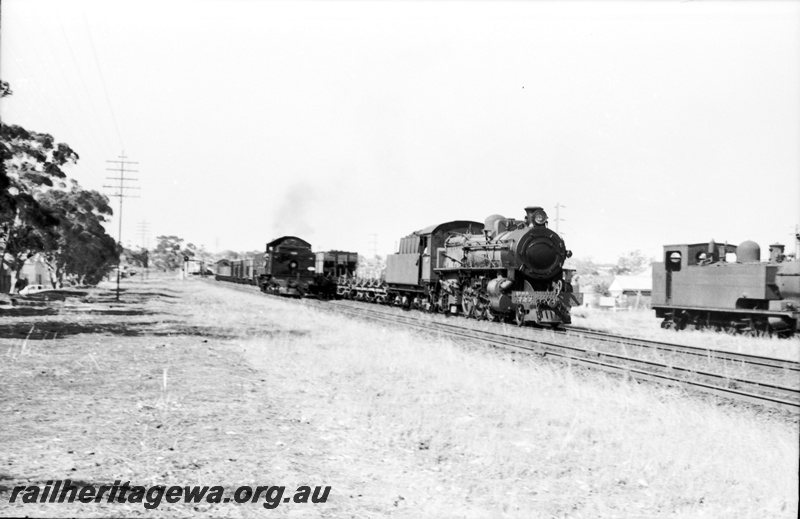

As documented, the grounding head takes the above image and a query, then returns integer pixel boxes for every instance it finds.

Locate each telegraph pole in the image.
[105,154,139,301]
[136,220,150,281]
[553,202,566,234]
[136,220,150,249]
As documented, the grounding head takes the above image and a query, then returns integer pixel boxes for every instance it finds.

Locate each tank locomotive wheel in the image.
[668,311,687,331]
[743,320,771,338]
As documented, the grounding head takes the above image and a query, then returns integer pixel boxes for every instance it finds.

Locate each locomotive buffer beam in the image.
[512,291,583,308]
[512,291,583,324]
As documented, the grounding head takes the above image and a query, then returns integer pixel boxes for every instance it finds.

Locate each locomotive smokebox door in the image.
[522,237,560,275]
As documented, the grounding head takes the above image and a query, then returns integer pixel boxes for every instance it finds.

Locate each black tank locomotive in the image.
[652,239,800,336]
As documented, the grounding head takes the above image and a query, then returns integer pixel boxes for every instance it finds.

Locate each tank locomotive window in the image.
[666,251,682,271]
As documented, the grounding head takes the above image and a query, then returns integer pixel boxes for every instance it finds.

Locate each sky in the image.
[2,0,799,263]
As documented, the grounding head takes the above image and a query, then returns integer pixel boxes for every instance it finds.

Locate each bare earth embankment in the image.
[1,279,797,518]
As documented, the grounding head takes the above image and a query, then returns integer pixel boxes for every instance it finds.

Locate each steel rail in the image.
[326,297,798,376]
[560,325,800,372]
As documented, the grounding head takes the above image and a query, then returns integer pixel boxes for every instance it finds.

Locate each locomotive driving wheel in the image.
[437,294,450,315]
[484,307,500,322]
[461,287,477,318]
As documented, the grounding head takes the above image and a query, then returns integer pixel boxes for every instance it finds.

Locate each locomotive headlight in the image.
[533,210,547,225]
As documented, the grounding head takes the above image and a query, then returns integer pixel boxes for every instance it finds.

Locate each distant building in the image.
[608,268,652,310]
[22,254,51,286]
[578,284,598,308]
[1,253,51,293]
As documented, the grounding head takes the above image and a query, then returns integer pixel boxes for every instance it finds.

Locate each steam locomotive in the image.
[652,238,800,336]
[339,206,582,326]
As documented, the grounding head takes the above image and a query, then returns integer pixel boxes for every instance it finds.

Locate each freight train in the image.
[652,238,800,337]
[215,206,582,327]
[215,236,357,297]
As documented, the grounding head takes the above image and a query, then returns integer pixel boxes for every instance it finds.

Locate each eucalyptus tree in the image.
[1,80,80,286]
[39,181,118,286]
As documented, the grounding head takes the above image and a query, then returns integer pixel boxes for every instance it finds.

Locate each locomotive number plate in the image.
[511,291,559,304]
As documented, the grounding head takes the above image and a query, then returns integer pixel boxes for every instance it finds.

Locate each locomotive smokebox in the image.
[525,240,560,272]
[514,226,567,279]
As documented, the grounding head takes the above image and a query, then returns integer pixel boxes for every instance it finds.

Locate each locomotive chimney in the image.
[524,207,538,226]
[708,239,718,263]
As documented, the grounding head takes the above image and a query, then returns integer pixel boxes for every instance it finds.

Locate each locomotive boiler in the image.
[383,206,582,326]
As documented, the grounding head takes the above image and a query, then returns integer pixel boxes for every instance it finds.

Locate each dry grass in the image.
[1,279,797,518]
[235,294,798,518]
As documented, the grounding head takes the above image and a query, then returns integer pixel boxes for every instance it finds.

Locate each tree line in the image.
[1,80,119,289]
[572,250,653,296]
[123,236,260,274]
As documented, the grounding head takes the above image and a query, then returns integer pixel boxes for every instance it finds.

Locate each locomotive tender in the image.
[370,206,582,326]
[652,239,800,336]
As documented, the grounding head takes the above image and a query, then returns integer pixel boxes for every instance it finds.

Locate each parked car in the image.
[19,284,48,295]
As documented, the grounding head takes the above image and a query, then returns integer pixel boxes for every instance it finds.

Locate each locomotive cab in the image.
[385,220,483,310]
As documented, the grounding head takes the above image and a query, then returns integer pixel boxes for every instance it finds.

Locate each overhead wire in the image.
[56,19,116,159]
[79,8,140,246]
[11,49,75,153]
[94,20,129,152]
[81,11,125,154]
[9,17,104,188]
[41,18,110,164]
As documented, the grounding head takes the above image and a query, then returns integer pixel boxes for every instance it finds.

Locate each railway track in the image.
[559,325,800,372]
[209,280,800,414]
[323,301,800,414]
